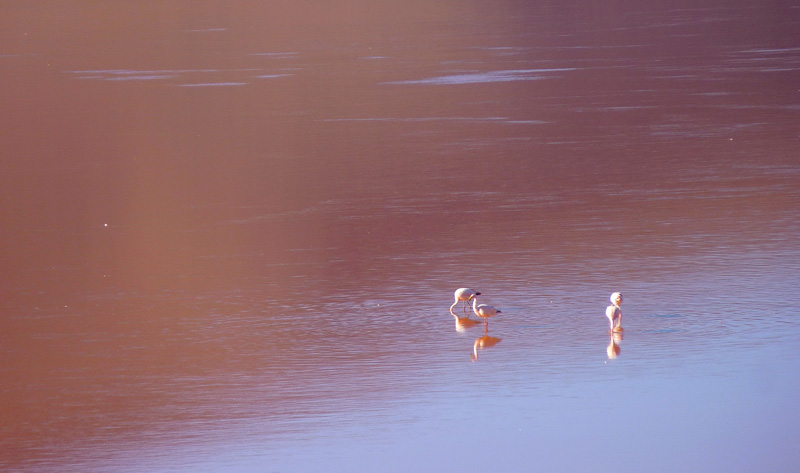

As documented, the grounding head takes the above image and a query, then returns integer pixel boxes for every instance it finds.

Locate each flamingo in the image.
[471,296,501,328]
[450,288,481,316]
[605,292,623,333]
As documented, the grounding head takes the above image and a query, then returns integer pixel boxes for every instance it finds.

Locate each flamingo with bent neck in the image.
[450,288,481,316]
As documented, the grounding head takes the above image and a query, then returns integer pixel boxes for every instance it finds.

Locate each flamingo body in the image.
[451,288,481,316]
[472,297,501,327]
[605,292,623,332]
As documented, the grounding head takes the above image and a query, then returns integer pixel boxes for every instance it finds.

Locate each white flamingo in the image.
[605,292,623,333]
[472,296,501,328]
[450,288,481,316]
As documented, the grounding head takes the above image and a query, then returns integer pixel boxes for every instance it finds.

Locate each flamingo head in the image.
[610,292,623,307]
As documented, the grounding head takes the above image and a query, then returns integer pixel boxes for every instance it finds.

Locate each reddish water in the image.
[2,2,800,472]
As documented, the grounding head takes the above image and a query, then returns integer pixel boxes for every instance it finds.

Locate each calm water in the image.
[2,1,800,472]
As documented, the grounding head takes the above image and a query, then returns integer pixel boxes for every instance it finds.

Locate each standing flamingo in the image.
[605,292,623,333]
[471,296,501,328]
[450,288,481,316]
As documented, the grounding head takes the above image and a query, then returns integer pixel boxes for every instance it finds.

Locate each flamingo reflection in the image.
[471,332,502,361]
[450,288,481,317]
[605,292,623,333]
[451,313,483,332]
[471,296,501,329]
[607,331,623,359]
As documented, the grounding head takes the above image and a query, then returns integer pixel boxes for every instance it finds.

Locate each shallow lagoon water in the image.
[1,2,800,472]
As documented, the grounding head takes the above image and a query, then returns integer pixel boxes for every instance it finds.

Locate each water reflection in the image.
[471,331,503,362]
[607,332,624,360]
[451,313,483,333]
